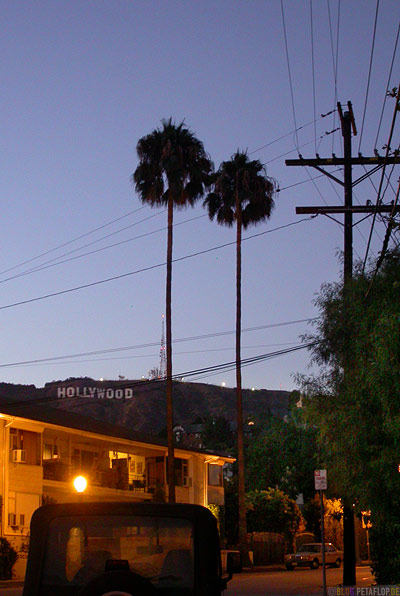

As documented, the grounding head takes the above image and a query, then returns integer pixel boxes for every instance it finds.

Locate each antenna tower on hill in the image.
[159,314,167,379]
[148,314,167,380]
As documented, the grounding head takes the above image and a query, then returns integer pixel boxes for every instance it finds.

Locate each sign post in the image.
[315,470,327,596]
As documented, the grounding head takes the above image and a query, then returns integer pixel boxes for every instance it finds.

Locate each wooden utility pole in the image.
[286,101,400,586]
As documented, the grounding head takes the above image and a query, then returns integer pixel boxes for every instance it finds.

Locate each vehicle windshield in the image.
[298,544,321,553]
[42,514,194,594]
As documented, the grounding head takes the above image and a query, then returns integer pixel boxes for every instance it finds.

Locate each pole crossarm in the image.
[288,100,399,585]
[296,205,400,215]
[286,155,400,167]
[310,165,344,186]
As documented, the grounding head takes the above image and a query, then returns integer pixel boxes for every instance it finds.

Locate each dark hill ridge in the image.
[0,378,290,434]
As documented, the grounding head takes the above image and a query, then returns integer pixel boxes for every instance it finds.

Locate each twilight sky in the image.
[0,0,399,392]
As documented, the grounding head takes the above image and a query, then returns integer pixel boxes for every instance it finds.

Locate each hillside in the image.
[0,378,291,434]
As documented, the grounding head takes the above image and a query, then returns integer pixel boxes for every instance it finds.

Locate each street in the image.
[226,565,375,596]
[0,566,374,596]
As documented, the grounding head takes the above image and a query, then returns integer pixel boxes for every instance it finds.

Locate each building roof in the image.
[0,398,234,461]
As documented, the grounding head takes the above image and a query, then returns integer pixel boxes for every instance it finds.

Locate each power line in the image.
[0,217,315,312]
[362,86,400,271]
[327,0,341,153]
[263,130,339,167]
[0,213,205,285]
[1,342,306,369]
[6,341,318,408]
[181,343,317,384]
[248,116,326,156]
[0,318,316,368]
[0,115,335,284]
[281,0,300,152]
[0,206,147,277]
[310,0,317,153]
[277,168,342,192]
[365,176,400,299]
[374,22,399,150]
[358,0,380,152]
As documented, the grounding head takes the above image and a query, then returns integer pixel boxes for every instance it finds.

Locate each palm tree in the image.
[204,151,276,563]
[133,119,213,503]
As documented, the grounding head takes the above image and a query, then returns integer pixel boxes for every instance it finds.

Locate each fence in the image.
[248,532,285,565]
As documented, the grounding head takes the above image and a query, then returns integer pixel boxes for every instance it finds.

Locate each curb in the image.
[0,580,24,587]
[242,565,286,573]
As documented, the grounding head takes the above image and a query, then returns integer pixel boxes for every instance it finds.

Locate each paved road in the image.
[0,585,23,596]
[226,565,375,596]
[0,566,374,596]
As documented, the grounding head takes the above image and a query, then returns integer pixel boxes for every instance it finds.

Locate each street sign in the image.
[314,469,327,490]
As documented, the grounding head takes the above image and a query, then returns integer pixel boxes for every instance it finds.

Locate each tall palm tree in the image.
[204,151,276,563]
[133,119,213,503]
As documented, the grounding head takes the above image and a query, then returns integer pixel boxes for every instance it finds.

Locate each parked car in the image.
[285,542,343,570]
[23,501,238,596]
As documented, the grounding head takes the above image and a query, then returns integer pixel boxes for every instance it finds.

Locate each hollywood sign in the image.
[57,386,133,400]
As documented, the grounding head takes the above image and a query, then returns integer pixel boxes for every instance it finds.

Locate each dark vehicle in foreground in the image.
[23,501,236,596]
[284,542,343,570]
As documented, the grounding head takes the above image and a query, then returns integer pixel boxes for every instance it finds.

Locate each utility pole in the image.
[286,101,400,586]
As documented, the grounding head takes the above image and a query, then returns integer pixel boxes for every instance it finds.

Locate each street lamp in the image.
[73,475,87,498]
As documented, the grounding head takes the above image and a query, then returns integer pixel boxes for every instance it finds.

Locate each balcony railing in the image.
[42,460,148,492]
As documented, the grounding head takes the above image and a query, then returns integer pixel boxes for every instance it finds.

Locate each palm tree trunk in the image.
[166,193,175,503]
[235,189,250,566]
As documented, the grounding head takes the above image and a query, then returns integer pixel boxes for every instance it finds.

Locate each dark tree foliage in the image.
[202,415,234,452]
[299,249,400,583]
[245,404,318,502]
[246,488,302,548]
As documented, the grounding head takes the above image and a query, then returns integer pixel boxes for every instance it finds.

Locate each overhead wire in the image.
[0,209,167,283]
[0,206,147,277]
[183,343,317,384]
[0,213,205,285]
[2,342,306,369]
[0,317,315,369]
[365,176,400,300]
[374,22,400,150]
[358,0,380,153]
[327,0,341,154]
[310,0,317,153]
[5,341,319,408]
[362,85,400,271]
[281,0,300,152]
[0,217,316,312]
[0,114,335,285]
[263,129,339,166]
[277,168,342,192]
[248,115,327,156]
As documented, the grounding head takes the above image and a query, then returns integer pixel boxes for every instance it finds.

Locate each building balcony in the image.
[42,459,149,493]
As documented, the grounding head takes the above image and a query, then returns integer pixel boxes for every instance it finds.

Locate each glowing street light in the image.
[73,475,87,494]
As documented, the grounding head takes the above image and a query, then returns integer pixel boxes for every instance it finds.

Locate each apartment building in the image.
[0,400,233,578]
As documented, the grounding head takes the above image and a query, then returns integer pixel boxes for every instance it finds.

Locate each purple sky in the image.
[0,0,399,392]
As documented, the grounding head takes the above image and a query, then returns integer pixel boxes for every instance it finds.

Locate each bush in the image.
[246,488,302,549]
[0,537,17,579]
[370,513,400,584]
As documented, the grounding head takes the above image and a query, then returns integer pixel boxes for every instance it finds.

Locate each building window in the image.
[164,457,189,487]
[43,443,59,460]
[173,458,189,487]
[10,429,40,465]
[208,464,223,486]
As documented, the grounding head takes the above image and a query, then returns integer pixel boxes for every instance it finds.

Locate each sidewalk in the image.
[242,562,372,573]
[0,579,24,588]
